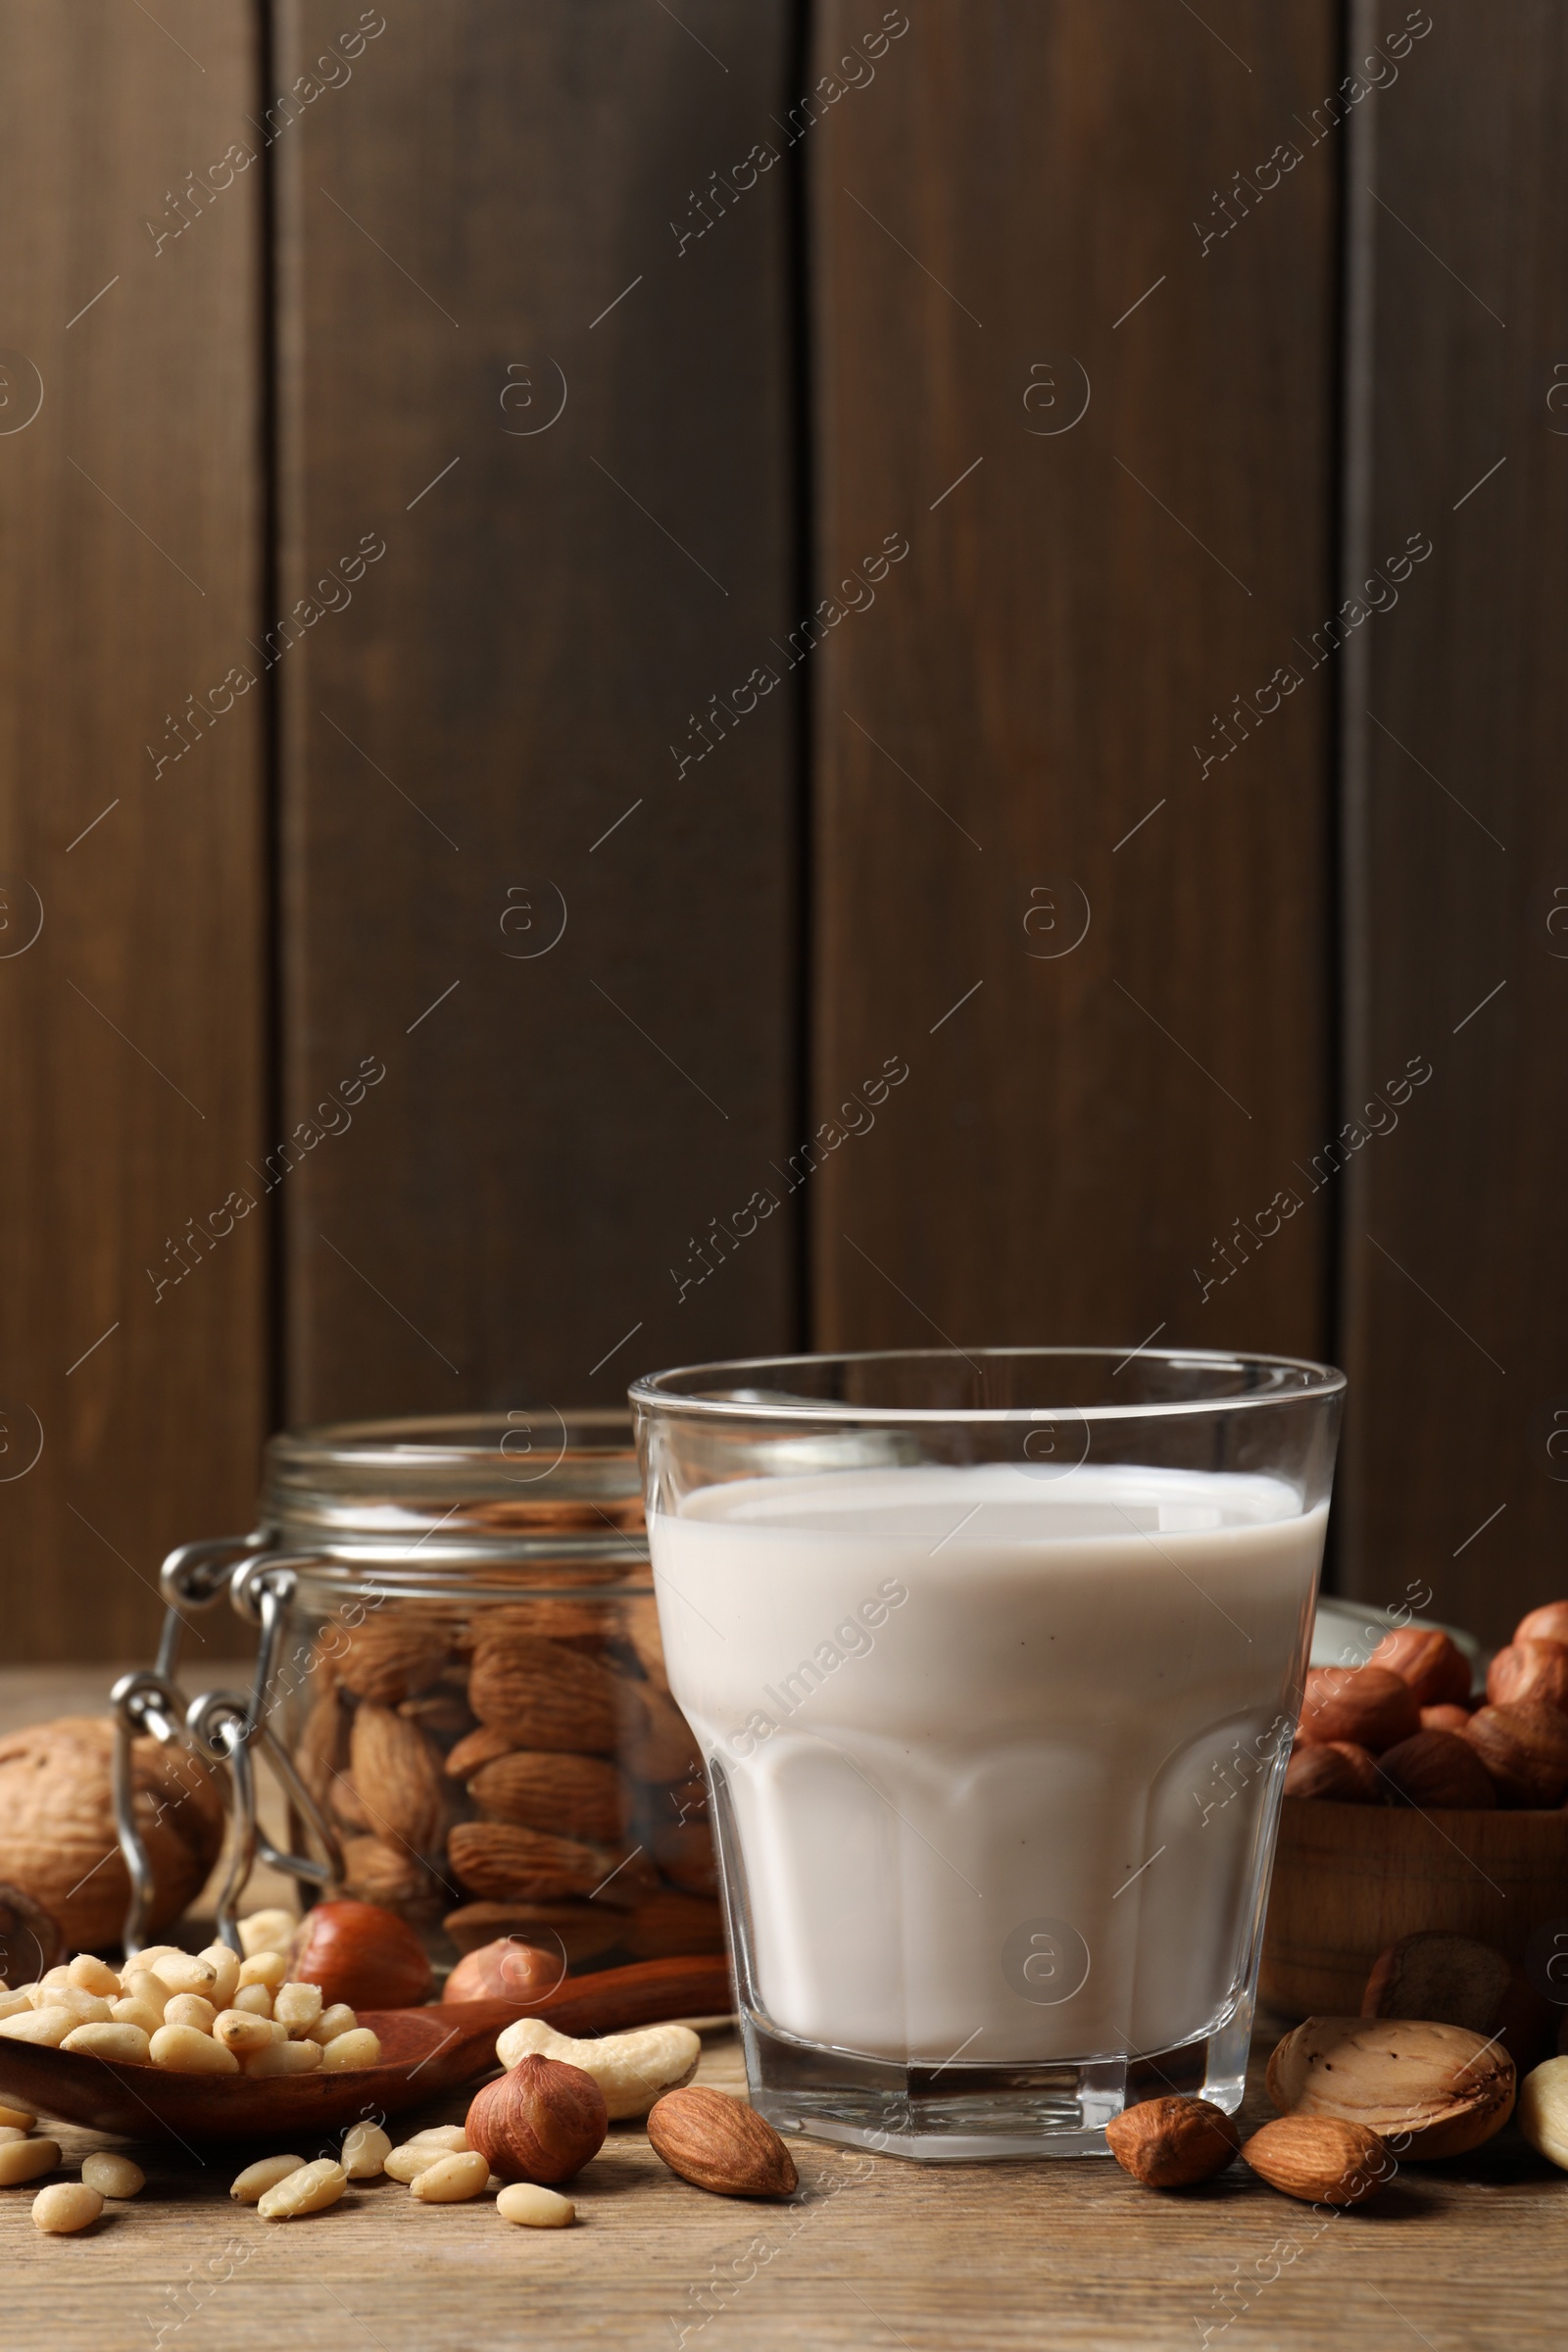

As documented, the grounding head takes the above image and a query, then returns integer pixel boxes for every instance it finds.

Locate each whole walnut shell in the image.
[0,1715,223,1951]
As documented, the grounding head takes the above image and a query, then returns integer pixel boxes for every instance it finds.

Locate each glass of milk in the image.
[630,1348,1343,2161]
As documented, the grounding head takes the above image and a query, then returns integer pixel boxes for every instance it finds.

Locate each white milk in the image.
[652,1462,1323,2064]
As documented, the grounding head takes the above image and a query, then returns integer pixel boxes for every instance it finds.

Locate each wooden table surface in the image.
[2,1675,1562,2351]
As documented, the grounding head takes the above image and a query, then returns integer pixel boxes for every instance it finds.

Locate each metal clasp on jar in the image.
[111,1536,344,1957]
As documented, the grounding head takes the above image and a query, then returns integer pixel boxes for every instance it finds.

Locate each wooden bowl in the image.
[1260,1795,1568,2017]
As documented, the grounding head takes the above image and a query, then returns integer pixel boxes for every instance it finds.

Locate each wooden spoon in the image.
[0,1954,731,2147]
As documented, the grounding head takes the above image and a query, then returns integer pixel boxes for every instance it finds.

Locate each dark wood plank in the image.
[0,1,268,1658]
[1337,0,1568,1642]
[808,2,1339,1366]
[272,0,802,1422]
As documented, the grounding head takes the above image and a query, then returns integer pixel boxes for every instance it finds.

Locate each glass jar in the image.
[223,1412,722,1972]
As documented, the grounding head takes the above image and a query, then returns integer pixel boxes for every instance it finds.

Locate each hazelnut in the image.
[466,2054,608,2184]
[1283,1740,1382,1802]
[1515,1600,1568,1647]
[1420,1703,1473,1734]
[1298,1666,1420,1754]
[1462,1701,1568,1807]
[442,1936,562,2006]
[1366,1626,1472,1707]
[1376,1729,1496,1810]
[1486,1639,1568,1712]
[290,1898,433,2011]
[1104,2095,1240,2187]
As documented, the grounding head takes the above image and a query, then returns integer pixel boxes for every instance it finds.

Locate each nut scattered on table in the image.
[1103,2095,1240,2187]
[646,2086,798,2199]
[1241,2115,1392,2206]
[466,2053,608,2183]
[1517,2056,1568,2171]
[409,2150,490,2202]
[1266,2015,1516,2159]
[496,2180,575,2227]
[495,2017,701,2120]
[81,2152,145,2199]
[32,2181,104,2234]
[0,2136,60,2186]
[257,2157,348,2220]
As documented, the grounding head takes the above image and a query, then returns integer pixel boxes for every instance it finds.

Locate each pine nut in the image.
[120,1972,170,2021]
[496,2181,576,2228]
[61,2023,152,2065]
[257,2157,347,2219]
[236,1908,296,1959]
[0,2007,76,2048]
[213,2008,276,2056]
[410,2150,490,2202]
[82,2153,145,2198]
[68,1955,122,1998]
[153,1954,219,1998]
[164,1994,217,2034]
[32,2182,103,2233]
[149,2024,240,2075]
[384,2144,446,2182]
[242,2036,322,2078]
[407,2127,468,2151]
[318,2028,380,2070]
[197,1944,241,2009]
[0,1988,31,2022]
[238,1951,288,1992]
[0,2103,35,2131]
[46,1987,116,2027]
[274,1982,323,2036]
[0,2137,60,2185]
[232,1982,273,2019]
[308,2003,359,2045]
[341,2123,391,2180]
[110,1999,164,2036]
[230,2154,306,2204]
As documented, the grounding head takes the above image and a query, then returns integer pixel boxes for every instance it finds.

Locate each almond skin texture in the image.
[1366,1626,1473,1707]
[1242,2115,1392,2206]
[1298,1667,1420,1754]
[1267,2016,1515,2159]
[467,1752,630,1844]
[466,1637,622,1751]
[646,2086,798,2199]
[1515,1599,1568,1647]
[442,1899,622,1968]
[1376,1729,1496,1810]
[447,1821,625,1904]
[1486,1639,1568,1712]
[348,1704,446,1852]
[290,1898,433,2010]
[340,1835,440,1913]
[1462,1700,1568,1807]
[1284,1740,1382,1803]
[1104,2096,1240,2187]
[334,1618,452,1706]
[466,2055,607,2184]
[1420,1703,1473,1734]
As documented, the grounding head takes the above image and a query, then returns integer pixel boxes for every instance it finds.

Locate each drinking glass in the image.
[630,1347,1344,2161]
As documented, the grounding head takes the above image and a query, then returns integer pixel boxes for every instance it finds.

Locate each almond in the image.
[340,1835,443,1914]
[1267,2015,1515,2159]
[622,1685,701,1784]
[472,1600,611,1650]
[1104,2095,1240,2186]
[1298,1666,1420,1753]
[624,1889,726,1960]
[1462,1700,1568,1806]
[445,1726,515,1780]
[1242,2115,1392,2205]
[442,1899,624,1966]
[294,1687,348,1814]
[469,1752,630,1844]
[467,1637,622,1751]
[328,1771,374,1835]
[1376,1728,1496,1809]
[349,1704,446,1852]
[652,1822,719,1898]
[1284,1740,1381,1802]
[334,1617,453,1706]
[1486,1639,1568,1712]
[646,2086,797,2198]
[447,1821,633,1904]
[1366,1625,1472,1707]
[621,1594,671,1690]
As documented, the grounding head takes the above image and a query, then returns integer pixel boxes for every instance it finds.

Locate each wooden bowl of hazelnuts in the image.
[1260,1601,1568,2018]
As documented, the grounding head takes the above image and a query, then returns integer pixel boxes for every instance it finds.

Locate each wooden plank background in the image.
[1,0,1564,1658]
[1338,0,1568,1642]
[272,0,802,1425]
[808,0,1339,1364]
[0,0,268,1659]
